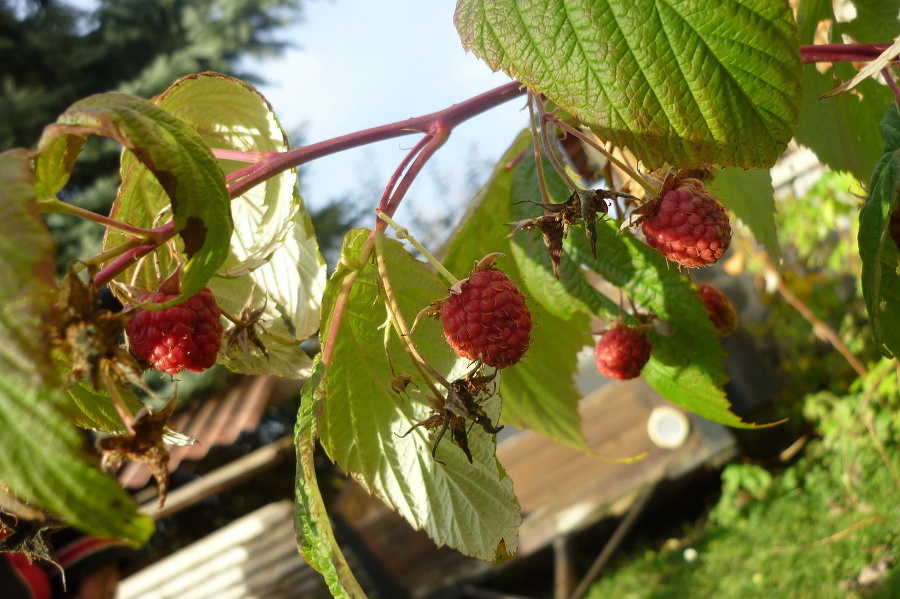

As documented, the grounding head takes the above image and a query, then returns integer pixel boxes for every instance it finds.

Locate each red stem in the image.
[800,43,895,64]
[227,82,524,198]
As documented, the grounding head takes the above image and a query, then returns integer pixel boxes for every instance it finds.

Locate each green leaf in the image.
[713,168,781,263]
[38,92,232,301]
[795,0,894,181]
[0,150,152,544]
[294,358,368,599]
[455,0,801,169]
[860,103,900,358]
[0,375,154,544]
[0,150,56,308]
[842,0,900,43]
[152,73,326,378]
[318,230,520,561]
[441,133,591,451]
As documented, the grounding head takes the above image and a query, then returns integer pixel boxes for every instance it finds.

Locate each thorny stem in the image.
[376,210,459,286]
[534,95,580,190]
[93,222,176,288]
[550,117,659,197]
[374,232,451,392]
[882,68,900,107]
[42,199,167,242]
[375,135,433,229]
[211,149,268,163]
[767,264,868,379]
[800,43,895,64]
[228,81,525,199]
[527,93,554,212]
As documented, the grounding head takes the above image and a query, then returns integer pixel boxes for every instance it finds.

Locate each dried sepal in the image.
[49,264,145,391]
[99,399,183,507]
[508,189,633,278]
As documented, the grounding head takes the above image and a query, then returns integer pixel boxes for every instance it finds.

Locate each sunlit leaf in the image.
[294,358,367,599]
[318,229,520,561]
[39,92,232,301]
[456,0,801,169]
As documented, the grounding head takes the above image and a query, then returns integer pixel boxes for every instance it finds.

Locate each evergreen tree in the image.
[1,0,305,268]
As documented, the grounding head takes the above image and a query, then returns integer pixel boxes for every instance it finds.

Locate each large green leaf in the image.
[713,167,781,263]
[38,92,232,302]
[860,103,900,358]
[795,0,895,182]
[151,73,326,378]
[455,0,801,169]
[842,0,900,47]
[294,358,367,599]
[441,133,591,451]
[0,150,152,544]
[318,230,520,561]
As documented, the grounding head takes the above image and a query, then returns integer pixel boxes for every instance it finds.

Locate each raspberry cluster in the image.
[126,288,223,375]
[594,324,652,381]
[440,268,532,369]
[640,177,731,267]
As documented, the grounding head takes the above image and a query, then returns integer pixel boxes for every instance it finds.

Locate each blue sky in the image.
[244,0,527,222]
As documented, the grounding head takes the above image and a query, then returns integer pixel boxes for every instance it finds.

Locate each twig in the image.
[766,264,868,379]
[569,480,659,599]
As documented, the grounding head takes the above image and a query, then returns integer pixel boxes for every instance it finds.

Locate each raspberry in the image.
[126,288,223,375]
[440,267,532,369]
[640,177,731,267]
[698,284,738,336]
[594,324,652,380]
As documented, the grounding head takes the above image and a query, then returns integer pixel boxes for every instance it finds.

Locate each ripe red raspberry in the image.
[640,177,731,267]
[440,267,532,369]
[594,324,652,380]
[698,284,738,336]
[126,288,223,375]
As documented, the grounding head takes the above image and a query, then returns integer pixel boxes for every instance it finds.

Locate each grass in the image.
[585,381,900,599]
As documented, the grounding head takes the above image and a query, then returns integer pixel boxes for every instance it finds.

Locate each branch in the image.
[227,81,525,198]
[800,43,896,64]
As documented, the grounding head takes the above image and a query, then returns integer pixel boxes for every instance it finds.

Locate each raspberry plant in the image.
[2,1,900,597]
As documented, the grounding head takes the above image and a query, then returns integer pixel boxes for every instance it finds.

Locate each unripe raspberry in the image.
[640,177,731,267]
[126,288,223,375]
[440,268,532,369]
[594,324,652,380]
[698,284,738,336]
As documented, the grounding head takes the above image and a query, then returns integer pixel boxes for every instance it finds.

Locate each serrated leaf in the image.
[455,0,801,169]
[860,103,900,358]
[109,73,324,378]
[795,0,895,181]
[712,168,781,263]
[441,133,591,450]
[294,358,367,599]
[0,374,154,545]
[0,150,56,307]
[0,151,151,544]
[318,229,519,561]
[39,92,232,301]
